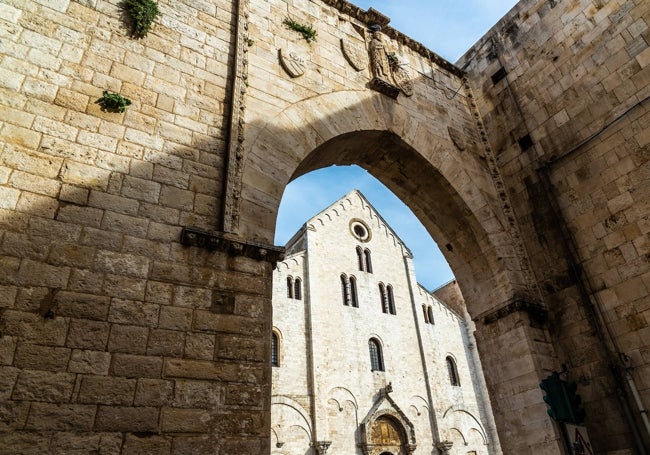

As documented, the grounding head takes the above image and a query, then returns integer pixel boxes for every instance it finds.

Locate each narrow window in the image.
[427,306,434,324]
[379,283,388,313]
[286,277,294,299]
[364,249,373,273]
[387,285,396,315]
[447,356,460,386]
[341,274,350,306]
[369,338,384,371]
[356,246,365,271]
[350,276,358,308]
[422,305,429,323]
[271,332,279,367]
[294,278,302,300]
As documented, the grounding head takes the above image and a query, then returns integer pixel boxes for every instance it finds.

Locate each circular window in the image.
[350,219,371,242]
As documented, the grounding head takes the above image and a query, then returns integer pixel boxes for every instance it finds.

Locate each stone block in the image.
[95,406,159,432]
[121,175,161,203]
[216,335,264,362]
[225,383,263,407]
[88,190,139,215]
[16,259,70,288]
[103,274,147,301]
[0,285,17,309]
[108,324,149,354]
[95,251,150,279]
[134,378,174,406]
[68,349,111,375]
[0,336,17,365]
[0,400,30,431]
[0,366,19,400]
[173,379,221,408]
[173,285,211,309]
[12,370,75,402]
[50,432,102,454]
[55,291,110,320]
[184,332,215,360]
[25,403,95,431]
[78,375,136,405]
[158,305,193,331]
[101,211,149,237]
[14,343,70,372]
[108,299,159,326]
[171,435,213,455]
[161,407,211,433]
[123,433,171,455]
[193,311,263,336]
[1,309,69,345]
[159,185,194,210]
[48,243,96,268]
[66,319,110,350]
[146,329,185,357]
[111,353,163,379]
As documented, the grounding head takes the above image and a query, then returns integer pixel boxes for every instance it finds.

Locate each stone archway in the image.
[236,89,560,453]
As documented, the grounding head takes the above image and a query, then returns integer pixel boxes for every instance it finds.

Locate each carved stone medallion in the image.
[391,63,413,97]
[447,126,467,151]
[279,48,306,78]
[341,38,367,71]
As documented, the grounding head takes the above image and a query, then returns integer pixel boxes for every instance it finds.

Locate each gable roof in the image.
[284,189,412,258]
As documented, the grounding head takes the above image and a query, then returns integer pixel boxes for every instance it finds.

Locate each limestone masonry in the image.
[271,190,501,454]
[0,0,648,453]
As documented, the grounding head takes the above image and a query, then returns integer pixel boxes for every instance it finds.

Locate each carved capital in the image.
[436,440,454,455]
[312,441,332,454]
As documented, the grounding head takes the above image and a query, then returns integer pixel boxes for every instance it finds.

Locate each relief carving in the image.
[368,25,413,99]
[341,38,368,71]
[279,48,306,78]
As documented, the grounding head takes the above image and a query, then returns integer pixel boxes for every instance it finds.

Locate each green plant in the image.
[97,90,132,113]
[123,0,160,38]
[387,52,399,66]
[283,17,317,43]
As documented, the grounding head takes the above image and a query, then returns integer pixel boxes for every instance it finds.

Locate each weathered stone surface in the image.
[11,370,75,403]
[95,406,160,432]
[25,403,96,431]
[77,375,137,405]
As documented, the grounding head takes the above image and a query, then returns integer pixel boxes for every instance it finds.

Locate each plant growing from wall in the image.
[123,0,160,38]
[283,17,317,43]
[96,90,132,113]
[387,52,399,67]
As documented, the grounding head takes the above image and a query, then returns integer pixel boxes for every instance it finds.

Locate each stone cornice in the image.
[180,227,285,263]
[319,0,465,77]
[479,298,548,327]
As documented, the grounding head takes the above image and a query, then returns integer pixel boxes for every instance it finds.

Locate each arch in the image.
[364,248,373,273]
[356,246,365,271]
[446,356,460,386]
[368,338,384,372]
[286,276,293,299]
[271,330,280,367]
[293,277,301,300]
[349,275,358,308]
[242,89,533,321]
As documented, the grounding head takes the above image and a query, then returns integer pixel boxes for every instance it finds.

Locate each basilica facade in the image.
[271,191,501,454]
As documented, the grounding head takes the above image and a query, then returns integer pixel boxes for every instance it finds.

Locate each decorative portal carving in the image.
[341,38,367,71]
[279,48,306,78]
[312,441,332,454]
[367,25,412,99]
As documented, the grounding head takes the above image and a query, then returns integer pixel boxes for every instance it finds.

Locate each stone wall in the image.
[0,0,647,453]
[459,0,650,451]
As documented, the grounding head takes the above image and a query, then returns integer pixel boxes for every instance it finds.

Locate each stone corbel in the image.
[436,440,453,455]
[480,298,548,327]
[180,227,285,264]
[312,441,332,454]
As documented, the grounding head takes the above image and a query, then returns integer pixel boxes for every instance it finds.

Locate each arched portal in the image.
[239,90,532,319]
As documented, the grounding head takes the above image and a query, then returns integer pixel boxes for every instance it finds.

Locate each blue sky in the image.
[274,1,519,290]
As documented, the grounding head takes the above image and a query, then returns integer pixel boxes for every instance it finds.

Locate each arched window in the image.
[446,356,460,386]
[422,304,429,323]
[427,306,434,324]
[369,338,384,371]
[286,277,293,299]
[294,278,302,300]
[350,276,358,308]
[379,283,388,313]
[341,274,350,306]
[364,248,373,273]
[271,332,279,367]
[356,246,365,271]
[387,285,396,315]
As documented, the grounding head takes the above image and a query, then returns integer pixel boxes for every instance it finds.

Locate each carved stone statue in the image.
[369,30,391,81]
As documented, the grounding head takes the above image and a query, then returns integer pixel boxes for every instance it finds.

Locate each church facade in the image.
[271,191,501,455]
